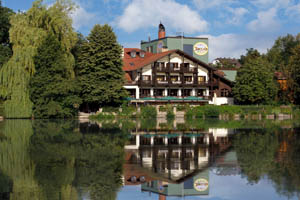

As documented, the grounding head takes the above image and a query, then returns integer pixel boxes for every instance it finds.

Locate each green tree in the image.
[233,51,277,105]
[239,48,261,65]
[288,44,300,105]
[29,34,81,118]
[0,0,14,68]
[267,34,300,71]
[76,24,127,112]
[0,0,77,118]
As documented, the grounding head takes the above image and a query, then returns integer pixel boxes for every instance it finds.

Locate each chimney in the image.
[159,194,166,200]
[158,22,166,39]
[121,47,124,58]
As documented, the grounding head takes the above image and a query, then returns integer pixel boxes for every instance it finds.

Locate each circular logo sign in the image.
[194,42,208,56]
[157,181,165,192]
[194,178,209,191]
[157,41,164,53]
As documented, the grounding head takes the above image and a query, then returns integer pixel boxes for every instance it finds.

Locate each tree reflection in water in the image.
[0,120,127,200]
[234,128,300,198]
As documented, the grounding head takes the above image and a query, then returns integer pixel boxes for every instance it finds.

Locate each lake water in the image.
[0,119,300,200]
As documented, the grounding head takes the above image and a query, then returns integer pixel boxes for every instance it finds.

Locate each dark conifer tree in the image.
[76,24,127,112]
[29,34,81,118]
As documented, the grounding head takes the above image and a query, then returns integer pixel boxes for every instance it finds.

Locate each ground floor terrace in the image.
[124,86,233,105]
[125,86,210,99]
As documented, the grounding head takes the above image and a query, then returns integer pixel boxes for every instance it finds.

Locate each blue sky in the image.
[3,0,300,61]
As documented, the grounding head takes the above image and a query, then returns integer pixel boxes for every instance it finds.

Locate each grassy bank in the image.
[89,105,300,120]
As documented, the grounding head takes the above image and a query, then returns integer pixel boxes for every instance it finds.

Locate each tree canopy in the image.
[288,44,300,104]
[0,0,77,118]
[0,1,14,68]
[233,51,277,105]
[76,24,127,112]
[29,33,81,118]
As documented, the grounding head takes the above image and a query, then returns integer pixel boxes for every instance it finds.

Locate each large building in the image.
[141,23,209,64]
[123,23,234,106]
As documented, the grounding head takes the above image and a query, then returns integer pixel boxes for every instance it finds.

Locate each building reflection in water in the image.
[123,119,235,199]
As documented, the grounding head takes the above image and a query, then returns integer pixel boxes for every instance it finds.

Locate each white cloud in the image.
[247,7,280,32]
[200,33,274,61]
[227,7,249,25]
[250,0,292,9]
[286,3,300,18]
[193,0,236,10]
[70,4,97,30]
[116,0,208,34]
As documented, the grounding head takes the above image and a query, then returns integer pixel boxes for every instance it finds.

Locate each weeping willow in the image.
[0,0,77,118]
[0,120,43,200]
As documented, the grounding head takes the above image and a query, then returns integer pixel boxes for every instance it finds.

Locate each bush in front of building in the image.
[203,105,220,118]
[140,106,157,119]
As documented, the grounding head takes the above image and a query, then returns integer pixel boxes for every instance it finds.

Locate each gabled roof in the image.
[123,48,214,72]
[122,48,234,85]
[123,48,176,71]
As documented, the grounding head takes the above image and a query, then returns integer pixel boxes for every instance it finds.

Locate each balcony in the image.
[139,80,152,86]
[171,80,182,85]
[182,67,197,73]
[156,66,168,72]
[157,80,168,85]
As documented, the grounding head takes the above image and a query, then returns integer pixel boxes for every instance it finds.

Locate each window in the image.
[169,89,178,96]
[183,89,192,96]
[169,62,179,70]
[146,46,153,53]
[221,88,229,97]
[184,76,193,83]
[198,76,206,82]
[155,89,164,96]
[140,89,151,97]
[156,62,165,70]
[170,76,179,82]
[142,75,151,81]
[197,89,205,96]
[157,75,166,82]
[130,51,136,58]
[140,51,145,58]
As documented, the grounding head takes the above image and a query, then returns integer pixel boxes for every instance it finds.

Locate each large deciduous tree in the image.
[233,50,277,105]
[29,34,81,118]
[0,0,77,118]
[0,0,14,68]
[76,24,127,112]
[288,44,300,105]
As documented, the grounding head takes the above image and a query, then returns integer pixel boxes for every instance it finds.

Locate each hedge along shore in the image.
[88,105,300,121]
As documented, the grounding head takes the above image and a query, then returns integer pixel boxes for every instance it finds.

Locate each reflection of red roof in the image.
[123,48,176,71]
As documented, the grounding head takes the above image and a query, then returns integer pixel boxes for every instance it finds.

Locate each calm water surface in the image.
[0,119,300,200]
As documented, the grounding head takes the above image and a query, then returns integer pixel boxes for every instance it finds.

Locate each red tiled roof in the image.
[123,48,176,71]
[122,48,234,85]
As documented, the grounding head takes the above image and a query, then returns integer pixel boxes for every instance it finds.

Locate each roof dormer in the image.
[130,50,136,58]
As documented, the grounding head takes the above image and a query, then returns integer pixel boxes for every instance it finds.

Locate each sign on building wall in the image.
[157,40,164,53]
[193,42,208,56]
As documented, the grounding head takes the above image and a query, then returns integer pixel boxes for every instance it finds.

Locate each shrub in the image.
[203,106,220,118]
[159,106,167,112]
[177,105,187,111]
[140,106,157,119]
[102,106,119,113]
[89,113,115,120]
[185,107,194,119]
